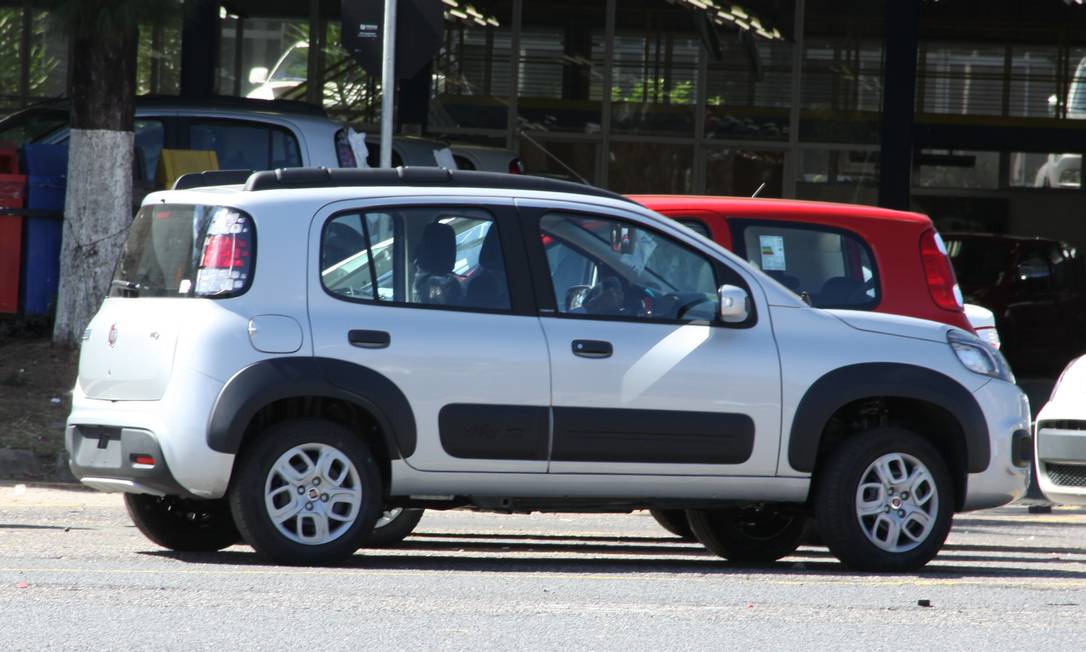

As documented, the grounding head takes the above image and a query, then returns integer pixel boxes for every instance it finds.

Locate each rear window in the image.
[730,219,879,309]
[943,237,1014,296]
[110,204,255,298]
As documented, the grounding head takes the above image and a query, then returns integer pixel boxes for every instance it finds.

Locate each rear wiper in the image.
[110,280,140,296]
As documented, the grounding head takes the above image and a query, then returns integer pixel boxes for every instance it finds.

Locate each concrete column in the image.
[877,0,920,210]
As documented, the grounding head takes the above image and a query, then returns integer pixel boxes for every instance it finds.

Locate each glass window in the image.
[705,148,784,197]
[797,148,879,205]
[134,119,165,182]
[321,206,510,311]
[188,120,302,171]
[677,219,711,239]
[541,213,718,321]
[432,4,514,131]
[608,141,693,194]
[731,220,879,309]
[1015,245,1052,292]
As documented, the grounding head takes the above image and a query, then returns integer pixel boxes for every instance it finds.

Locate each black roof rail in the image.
[173,169,255,190]
[242,166,634,203]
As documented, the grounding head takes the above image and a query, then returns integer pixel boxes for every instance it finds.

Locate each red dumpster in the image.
[0,173,27,313]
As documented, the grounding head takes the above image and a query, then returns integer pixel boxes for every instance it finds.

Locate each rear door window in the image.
[187,119,302,170]
[320,206,512,311]
[730,220,879,309]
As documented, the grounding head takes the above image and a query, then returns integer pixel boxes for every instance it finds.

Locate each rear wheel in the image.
[366,507,425,547]
[229,418,382,565]
[124,494,239,552]
[813,427,953,572]
[687,504,808,563]
[649,509,695,540]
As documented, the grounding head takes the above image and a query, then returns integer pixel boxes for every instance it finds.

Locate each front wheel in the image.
[686,504,808,563]
[124,494,239,552]
[813,427,953,572]
[229,418,383,565]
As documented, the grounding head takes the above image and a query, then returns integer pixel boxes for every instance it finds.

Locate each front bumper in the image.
[961,379,1031,511]
[1034,399,1086,505]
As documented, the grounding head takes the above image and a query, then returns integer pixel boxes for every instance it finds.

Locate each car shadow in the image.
[138,529,1086,580]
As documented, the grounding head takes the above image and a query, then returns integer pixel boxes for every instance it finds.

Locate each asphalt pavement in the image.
[2,483,1086,650]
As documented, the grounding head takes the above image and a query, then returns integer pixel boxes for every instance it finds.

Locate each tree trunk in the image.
[52,9,138,348]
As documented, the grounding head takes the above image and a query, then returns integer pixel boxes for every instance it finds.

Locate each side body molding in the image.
[206,357,416,458]
[788,363,989,474]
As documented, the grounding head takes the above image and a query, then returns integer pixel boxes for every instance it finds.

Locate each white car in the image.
[964,303,1001,350]
[1034,355,1086,504]
[67,168,1029,571]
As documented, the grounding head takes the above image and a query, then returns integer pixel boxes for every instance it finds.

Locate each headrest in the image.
[415,221,457,273]
[478,225,503,269]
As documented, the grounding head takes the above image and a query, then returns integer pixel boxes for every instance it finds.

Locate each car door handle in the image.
[348,329,390,349]
[572,339,612,358]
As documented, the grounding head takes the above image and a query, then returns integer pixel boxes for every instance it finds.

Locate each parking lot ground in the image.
[3,482,1086,650]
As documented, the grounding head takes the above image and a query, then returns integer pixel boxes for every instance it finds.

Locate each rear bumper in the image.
[961,379,1031,510]
[65,366,235,498]
[67,425,193,498]
[1034,400,1086,505]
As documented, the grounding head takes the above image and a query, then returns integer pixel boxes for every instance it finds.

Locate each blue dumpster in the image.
[20,144,67,315]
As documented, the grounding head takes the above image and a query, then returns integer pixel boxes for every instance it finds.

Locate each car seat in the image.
[817,276,864,306]
[464,226,509,309]
[413,221,463,305]
[765,269,802,293]
[322,222,365,270]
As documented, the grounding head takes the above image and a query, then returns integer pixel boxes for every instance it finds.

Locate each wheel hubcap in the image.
[264,443,363,546]
[854,452,938,553]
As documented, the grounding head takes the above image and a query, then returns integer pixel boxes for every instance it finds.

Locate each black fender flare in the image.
[788,363,989,474]
[206,357,416,458]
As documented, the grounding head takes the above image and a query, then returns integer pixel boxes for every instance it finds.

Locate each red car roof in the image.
[630,195,932,227]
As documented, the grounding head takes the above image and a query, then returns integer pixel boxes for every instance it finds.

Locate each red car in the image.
[631,195,972,333]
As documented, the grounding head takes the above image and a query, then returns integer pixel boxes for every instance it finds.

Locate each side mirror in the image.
[718,284,750,323]
[248,66,269,85]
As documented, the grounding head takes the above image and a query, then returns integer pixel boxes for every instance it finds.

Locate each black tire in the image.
[686,504,808,563]
[649,508,695,540]
[124,493,239,552]
[813,427,954,572]
[229,418,383,565]
[366,508,425,547]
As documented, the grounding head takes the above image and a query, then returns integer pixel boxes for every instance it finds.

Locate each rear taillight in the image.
[195,209,255,297]
[508,158,525,174]
[919,228,964,312]
[335,128,358,167]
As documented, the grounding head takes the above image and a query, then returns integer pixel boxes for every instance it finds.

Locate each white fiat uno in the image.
[67,167,1030,570]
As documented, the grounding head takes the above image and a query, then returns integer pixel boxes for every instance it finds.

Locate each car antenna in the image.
[751,182,766,198]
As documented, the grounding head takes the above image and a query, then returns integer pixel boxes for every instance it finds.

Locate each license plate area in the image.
[73,426,123,469]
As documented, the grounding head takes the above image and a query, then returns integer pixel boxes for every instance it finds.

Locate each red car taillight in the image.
[195,209,255,297]
[508,158,525,174]
[919,228,963,312]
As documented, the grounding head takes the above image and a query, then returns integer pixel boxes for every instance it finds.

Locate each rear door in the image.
[307,196,552,473]
[520,199,782,476]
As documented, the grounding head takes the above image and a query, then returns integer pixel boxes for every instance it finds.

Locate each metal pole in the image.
[380,0,398,168]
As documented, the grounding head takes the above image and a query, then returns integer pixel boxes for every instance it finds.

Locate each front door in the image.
[308,197,552,473]
[521,201,782,476]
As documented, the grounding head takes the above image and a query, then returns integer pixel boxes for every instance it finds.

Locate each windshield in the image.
[0,107,68,144]
[269,44,309,83]
[944,237,1014,296]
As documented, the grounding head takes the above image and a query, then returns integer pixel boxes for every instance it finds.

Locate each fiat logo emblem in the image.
[107,324,118,348]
